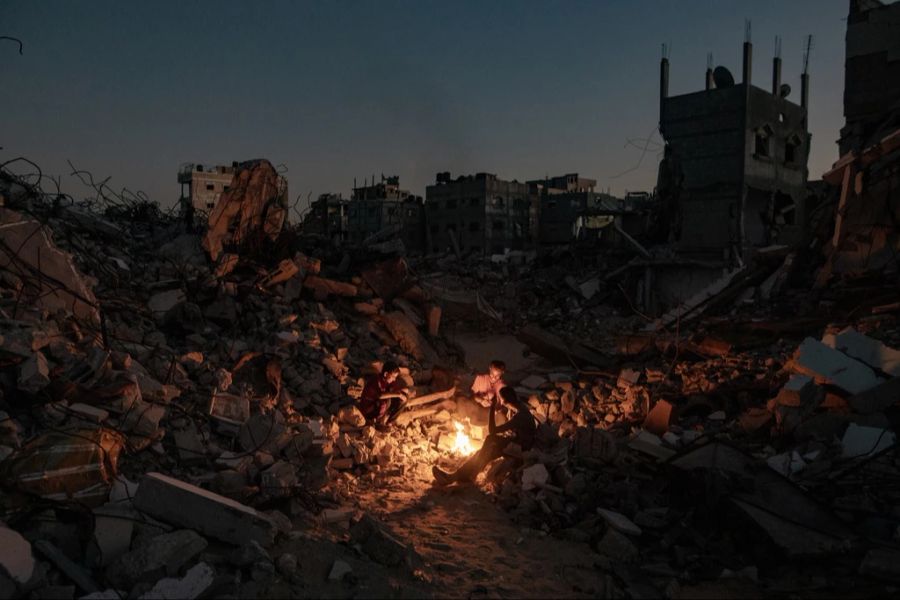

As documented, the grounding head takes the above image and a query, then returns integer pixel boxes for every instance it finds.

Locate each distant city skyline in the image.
[2,1,849,211]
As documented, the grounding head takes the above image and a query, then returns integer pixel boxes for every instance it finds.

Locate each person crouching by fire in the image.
[471,359,507,408]
[359,361,409,429]
[433,386,535,486]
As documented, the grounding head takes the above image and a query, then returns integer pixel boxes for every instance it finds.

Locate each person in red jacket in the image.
[358,361,408,426]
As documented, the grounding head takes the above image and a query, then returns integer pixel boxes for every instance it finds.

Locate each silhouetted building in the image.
[304,193,349,244]
[348,176,425,253]
[840,0,900,155]
[658,34,811,259]
[426,172,535,256]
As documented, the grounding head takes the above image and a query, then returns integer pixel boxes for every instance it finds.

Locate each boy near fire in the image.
[433,386,535,485]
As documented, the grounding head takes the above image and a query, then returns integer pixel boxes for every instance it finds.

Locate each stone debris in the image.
[2,136,900,599]
[133,473,276,546]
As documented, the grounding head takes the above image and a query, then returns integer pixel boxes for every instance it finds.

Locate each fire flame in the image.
[451,420,476,456]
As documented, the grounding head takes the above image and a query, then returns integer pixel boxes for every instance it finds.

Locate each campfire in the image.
[451,420,478,456]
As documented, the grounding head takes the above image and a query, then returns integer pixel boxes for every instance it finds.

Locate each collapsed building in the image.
[300,176,424,254]
[424,172,537,256]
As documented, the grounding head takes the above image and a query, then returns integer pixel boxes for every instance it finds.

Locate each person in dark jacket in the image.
[433,386,535,485]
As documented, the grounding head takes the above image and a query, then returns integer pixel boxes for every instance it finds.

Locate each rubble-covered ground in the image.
[1,158,899,599]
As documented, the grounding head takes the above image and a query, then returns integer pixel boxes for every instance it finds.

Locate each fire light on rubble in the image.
[451,420,476,456]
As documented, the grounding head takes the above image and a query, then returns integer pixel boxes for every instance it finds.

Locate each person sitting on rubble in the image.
[359,361,409,427]
[471,359,507,408]
[433,386,535,486]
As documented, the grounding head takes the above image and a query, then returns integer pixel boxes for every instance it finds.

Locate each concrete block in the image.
[138,562,215,599]
[841,423,896,458]
[147,290,185,323]
[105,529,206,590]
[521,464,549,491]
[775,375,818,407]
[823,327,900,376]
[90,505,136,567]
[0,526,34,585]
[597,508,642,537]
[328,560,352,581]
[18,350,51,393]
[789,337,882,395]
[134,473,275,546]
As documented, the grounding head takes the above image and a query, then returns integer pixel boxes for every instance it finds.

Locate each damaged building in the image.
[178,163,236,213]
[658,35,811,257]
[347,176,424,253]
[425,172,536,256]
[530,173,653,249]
[818,0,900,284]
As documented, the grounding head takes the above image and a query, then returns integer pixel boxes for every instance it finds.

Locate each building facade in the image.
[425,172,536,256]
[658,37,811,259]
[304,193,349,244]
[178,163,235,213]
[347,176,424,253]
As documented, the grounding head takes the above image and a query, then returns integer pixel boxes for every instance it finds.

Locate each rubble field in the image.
[1,156,899,600]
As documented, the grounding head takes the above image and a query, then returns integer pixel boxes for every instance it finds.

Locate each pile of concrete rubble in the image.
[1,157,900,599]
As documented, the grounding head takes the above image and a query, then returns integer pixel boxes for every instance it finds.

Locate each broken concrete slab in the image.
[595,528,639,562]
[0,209,100,323]
[775,375,821,408]
[380,311,439,364]
[349,514,409,567]
[202,159,287,262]
[105,529,207,590]
[521,464,549,492]
[0,526,35,586]
[823,327,900,377]
[133,472,275,546]
[17,350,50,393]
[841,423,896,458]
[788,337,882,395]
[89,505,136,567]
[597,508,642,537]
[138,562,215,600]
[147,289,185,323]
[516,324,609,369]
[328,560,352,581]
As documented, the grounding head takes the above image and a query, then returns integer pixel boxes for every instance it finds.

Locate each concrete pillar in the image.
[660,57,669,126]
[800,73,809,110]
[772,56,782,96]
[742,41,752,87]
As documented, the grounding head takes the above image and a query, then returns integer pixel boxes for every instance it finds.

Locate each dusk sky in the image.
[3,1,849,212]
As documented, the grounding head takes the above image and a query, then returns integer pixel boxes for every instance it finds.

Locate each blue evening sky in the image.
[2,1,848,211]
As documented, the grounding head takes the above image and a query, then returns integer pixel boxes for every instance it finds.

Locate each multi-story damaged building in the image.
[819,0,900,281]
[658,34,811,260]
[425,172,536,256]
[347,176,425,253]
[840,0,900,156]
[303,193,349,245]
[178,163,236,213]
